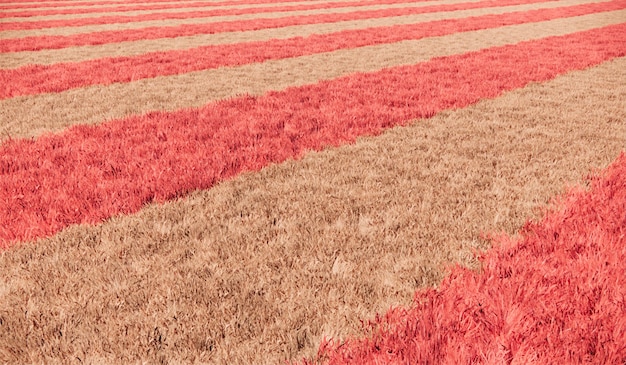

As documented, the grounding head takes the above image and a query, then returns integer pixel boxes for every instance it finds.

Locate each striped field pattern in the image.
[1,0,625,363]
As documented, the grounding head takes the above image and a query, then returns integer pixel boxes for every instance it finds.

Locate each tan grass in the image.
[0,57,624,364]
[2,9,624,141]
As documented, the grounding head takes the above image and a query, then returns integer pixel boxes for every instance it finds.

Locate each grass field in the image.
[1,0,625,363]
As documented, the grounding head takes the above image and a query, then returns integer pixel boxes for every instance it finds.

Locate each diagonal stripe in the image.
[1,24,625,247]
[1,57,624,364]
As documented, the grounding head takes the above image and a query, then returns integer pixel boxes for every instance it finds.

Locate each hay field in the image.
[1,0,625,363]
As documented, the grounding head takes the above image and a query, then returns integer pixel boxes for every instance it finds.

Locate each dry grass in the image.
[1,0,586,68]
[2,8,624,141]
[1,57,624,364]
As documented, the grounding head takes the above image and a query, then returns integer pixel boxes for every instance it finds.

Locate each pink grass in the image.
[0,0,554,52]
[308,151,626,364]
[1,0,620,99]
[1,24,625,247]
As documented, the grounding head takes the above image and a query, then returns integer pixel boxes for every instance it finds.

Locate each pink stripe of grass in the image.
[1,23,625,247]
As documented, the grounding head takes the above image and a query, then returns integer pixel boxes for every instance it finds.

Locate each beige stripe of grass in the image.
[0,57,624,364]
[1,0,604,69]
[1,0,371,18]
[0,0,487,38]
[2,9,624,141]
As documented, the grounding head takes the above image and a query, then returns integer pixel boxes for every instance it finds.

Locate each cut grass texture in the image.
[308,151,626,364]
[2,0,620,98]
[0,0,432,26]
[0,0,553,52]
[1,23,625,247]
[0,57,624,364]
